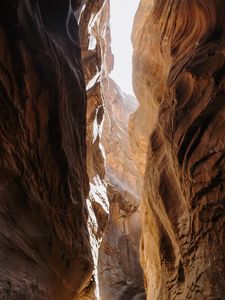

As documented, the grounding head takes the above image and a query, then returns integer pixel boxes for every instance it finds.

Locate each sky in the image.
[110,0,140,96]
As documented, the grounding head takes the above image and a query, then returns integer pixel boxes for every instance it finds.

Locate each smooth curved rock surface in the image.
[132,1,225,299]
[0,1,95,299]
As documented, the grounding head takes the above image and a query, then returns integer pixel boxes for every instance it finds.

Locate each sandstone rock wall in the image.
[0,1,95,299]
[79,1,145,298]
[79,1,111,298]
[98,79,145,300]
[132,1,225,299]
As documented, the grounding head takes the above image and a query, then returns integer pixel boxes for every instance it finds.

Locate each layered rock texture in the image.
[79,1,111,298]
[98,79,145,299]
[4,0,224,299]
[0,0,146,299]
[0,1,95,299]
[132,0,225,299]
[79,1,145,298]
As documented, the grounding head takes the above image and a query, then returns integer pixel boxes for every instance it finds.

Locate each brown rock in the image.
[98,79,145,299]
[79,1,111,298]
[0,1,94,299]
[80,1,145,298]
[132,0,225,299]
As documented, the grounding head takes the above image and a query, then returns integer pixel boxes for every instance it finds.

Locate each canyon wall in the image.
[98,78,145,300]
[132,0,225,299]
[79,1,145,298]
[0,0,145,299]
[0,1,95,299]
[79,1,111,298]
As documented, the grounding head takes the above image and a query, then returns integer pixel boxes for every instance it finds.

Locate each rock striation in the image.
[0,0,146,299]
[0,1,95,299]
[132,0,225,299]
[79,1,112,298]
[79,1,145,298]
[98,78,145,300]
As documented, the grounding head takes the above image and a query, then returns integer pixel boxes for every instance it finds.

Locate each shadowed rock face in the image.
[132,0,225,299]
[0,1,95,299]
[0,0,145,299]
[4,0,225,299]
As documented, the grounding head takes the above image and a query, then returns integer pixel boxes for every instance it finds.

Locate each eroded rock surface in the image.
[132,1,225,299]
[98,79,145,300]
[79,1,111,298]
[79,1,145,298]
[0,1,94,299]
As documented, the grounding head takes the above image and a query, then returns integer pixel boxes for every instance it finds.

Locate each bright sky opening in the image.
[110,0,140,96]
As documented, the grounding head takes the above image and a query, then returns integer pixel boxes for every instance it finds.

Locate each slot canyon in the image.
[0,0,224,299]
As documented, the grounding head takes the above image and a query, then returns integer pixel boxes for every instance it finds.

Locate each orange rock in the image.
[132,1,225,299]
